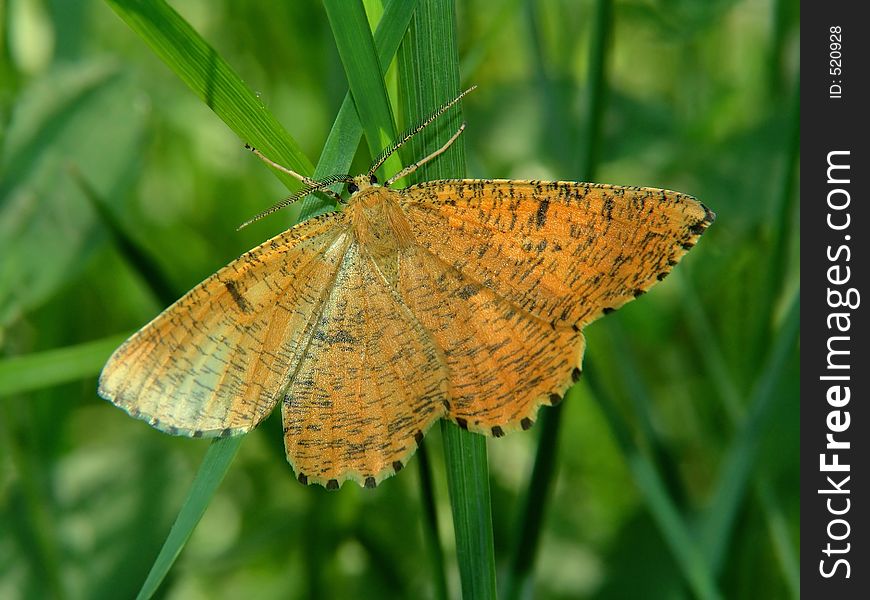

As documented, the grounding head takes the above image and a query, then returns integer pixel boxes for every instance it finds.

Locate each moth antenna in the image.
[385,123,466,186]
[369,85,477,178]
[245,144,343,204]
[237,174,352,230]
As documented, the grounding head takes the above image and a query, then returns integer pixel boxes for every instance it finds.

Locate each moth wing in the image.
[397,243,584,435]
[399,179,714,329]
[394,179,712,435]
[282,240,448,488]
[98,211,351,437]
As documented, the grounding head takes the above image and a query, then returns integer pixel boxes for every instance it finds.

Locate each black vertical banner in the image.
[802,2,870,597]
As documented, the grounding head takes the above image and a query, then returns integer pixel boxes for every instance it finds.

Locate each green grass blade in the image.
[699,291,800,572]
[576,0,612,179]
[396,1,497,597]
[395,3,466,179]
[628,454,722,600]
[758,478,800,598]
[504,402,564,600]
[603,321,689,504]
[679,270,799,591]
[102,0,313,190]
[750,76,800,368]
[678,271,744,420]
[299,0,418,218]
[439,422,497,598]
[322,0,402,179]
[585,361,723,600]
[136,436,243,600]
[323,0,395,150]
[766,77,800,308]
[0,334,130,396]
[417,442,449,600]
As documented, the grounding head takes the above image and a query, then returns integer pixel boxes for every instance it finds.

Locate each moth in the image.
[99,88,714,489]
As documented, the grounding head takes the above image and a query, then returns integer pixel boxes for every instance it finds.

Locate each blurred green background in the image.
[0,0,799,598]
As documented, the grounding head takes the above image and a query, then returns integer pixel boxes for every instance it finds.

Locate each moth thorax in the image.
[351,193,414,256]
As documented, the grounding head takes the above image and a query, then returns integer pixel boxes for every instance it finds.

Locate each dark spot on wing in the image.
[224,280,253,313]
[689,221,707,235]
[456,284,478,300]
[314,329,358,345]
[535,199,550,228]
[701,204,716,224]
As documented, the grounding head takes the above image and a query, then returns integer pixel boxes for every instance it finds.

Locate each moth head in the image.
[347,173,379,197]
